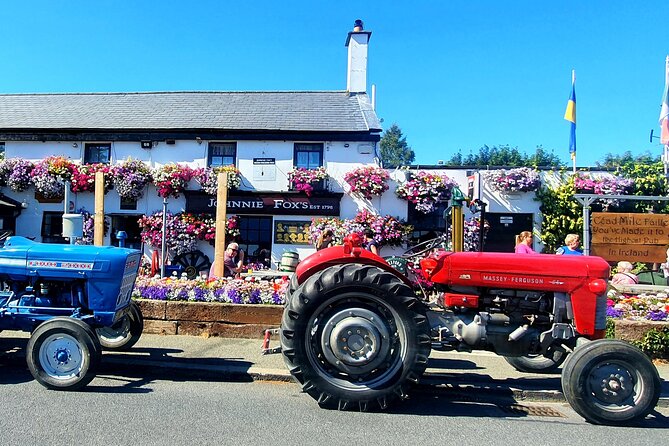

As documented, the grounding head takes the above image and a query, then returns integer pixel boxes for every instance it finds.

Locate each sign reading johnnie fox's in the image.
[185,191,342,216]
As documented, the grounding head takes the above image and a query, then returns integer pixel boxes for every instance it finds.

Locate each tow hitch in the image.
[261,328,281,355]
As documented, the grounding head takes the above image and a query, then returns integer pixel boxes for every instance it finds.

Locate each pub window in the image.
[0,142,5,158]
[41,211,67,244]
[406,201,449,245]
[208,142,237,167]
[110,215,142,249]
[84,143,111,164]
[293,143,323,169]
[120,196,138,210]
[237,216,273,267]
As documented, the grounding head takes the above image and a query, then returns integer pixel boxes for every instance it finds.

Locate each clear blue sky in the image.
[1,1,667,167]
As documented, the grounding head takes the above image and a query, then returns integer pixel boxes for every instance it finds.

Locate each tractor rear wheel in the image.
[280,264,431,411]
[27,317,102,390]
[97,301,144,351]
[561,339,660,425]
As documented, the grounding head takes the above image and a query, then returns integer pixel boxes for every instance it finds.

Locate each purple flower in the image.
[606,307,624,318]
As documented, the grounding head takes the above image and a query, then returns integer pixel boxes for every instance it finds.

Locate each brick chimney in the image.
[345,19,372,94]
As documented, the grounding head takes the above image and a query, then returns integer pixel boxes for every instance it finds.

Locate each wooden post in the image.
[94,171,105,246]
[213,172,229,278]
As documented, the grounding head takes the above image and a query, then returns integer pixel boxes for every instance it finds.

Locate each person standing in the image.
[514,231,535,254]
[363,228,379,255]
[556,234,583,255]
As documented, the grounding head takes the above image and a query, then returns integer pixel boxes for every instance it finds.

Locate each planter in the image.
[613,319,669,342]
[136,299,283,338]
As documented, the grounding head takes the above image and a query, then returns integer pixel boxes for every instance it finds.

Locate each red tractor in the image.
[279,234,661,425]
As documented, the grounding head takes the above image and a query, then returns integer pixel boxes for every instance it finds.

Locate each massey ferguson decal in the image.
[28,260,94,270]
[481,274,545,285]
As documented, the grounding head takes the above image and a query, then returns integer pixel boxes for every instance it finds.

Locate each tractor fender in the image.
[293,245,413,289]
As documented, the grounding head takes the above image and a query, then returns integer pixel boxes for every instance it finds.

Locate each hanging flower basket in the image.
[111,158,153,201]
[70,163,113,193]
[287,167,328,196]
[343,165,389,199]
[0,158,35,192]
[194,165,241,194]
[309,210,411,248]
[481,167,541,193]
[153,163,195,199]
[395,171,458,214]
[30,156,75,199]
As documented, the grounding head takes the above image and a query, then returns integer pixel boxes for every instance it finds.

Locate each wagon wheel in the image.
[172,250,212,280]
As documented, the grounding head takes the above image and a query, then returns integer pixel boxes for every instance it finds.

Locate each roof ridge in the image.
[0,90,350,97]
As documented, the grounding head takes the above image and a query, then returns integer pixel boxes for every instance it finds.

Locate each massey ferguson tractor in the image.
[0,236,143,390]
[278,233,661,426]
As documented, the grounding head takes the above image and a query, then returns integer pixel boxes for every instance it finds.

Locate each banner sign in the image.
[185,191,341,216]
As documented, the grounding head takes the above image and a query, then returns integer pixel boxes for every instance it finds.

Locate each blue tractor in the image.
[0,236,142,390]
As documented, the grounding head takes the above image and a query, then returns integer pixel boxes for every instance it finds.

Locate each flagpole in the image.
[571,70,576,174]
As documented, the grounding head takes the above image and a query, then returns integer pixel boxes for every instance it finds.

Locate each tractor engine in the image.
[421,250,611,357]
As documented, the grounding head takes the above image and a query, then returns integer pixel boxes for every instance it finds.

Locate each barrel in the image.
[279,251,300,272]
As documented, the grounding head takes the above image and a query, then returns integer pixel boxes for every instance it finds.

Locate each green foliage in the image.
[596,151,659,169]
[379,124,415,168]
[605,318,616,339]
[535,174,582,252]
[444,144,564,168]
[615,160,669,212]
[630,326,669,359]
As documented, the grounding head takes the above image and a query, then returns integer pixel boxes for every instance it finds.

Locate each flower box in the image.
[136,299,283,338]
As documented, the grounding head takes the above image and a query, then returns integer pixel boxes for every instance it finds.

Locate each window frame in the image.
[293,143,323,169]
[41,211,67,244]
[207,142,237,167]
[84,143,111,164]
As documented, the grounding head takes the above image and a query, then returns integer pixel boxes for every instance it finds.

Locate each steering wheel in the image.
[402,235,447,258]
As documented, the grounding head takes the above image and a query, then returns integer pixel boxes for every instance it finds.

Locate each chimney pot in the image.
[353,19,364,32]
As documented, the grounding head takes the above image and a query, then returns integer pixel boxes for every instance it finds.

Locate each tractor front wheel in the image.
[97,301,144,351]
[27,317,101,390]
[281,264,431,411]
[561,339,661,425]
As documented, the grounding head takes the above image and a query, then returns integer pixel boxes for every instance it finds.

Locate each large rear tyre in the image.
[97,301,144,351]
[561,339,661,425]
[504,350,567,374]
[27,317,102,390]
[280,264,431,411]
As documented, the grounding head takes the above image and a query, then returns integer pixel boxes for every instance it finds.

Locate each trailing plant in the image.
[70,163,113,193]
[481,167,541,193]
[111,158,153,201]
[535,173,582,253]
[287,166,328,196]
[343,165,389,199]
[0,158,35,192]
[309,211,412,248]
[395,171,458,214]
[153,163,195,199]
[195,165,242,194]
[31,156,75,198]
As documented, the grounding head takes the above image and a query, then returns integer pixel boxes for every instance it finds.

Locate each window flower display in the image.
[343,165,389,199]
[482,167,541,193]
[31,156,75,199]
[110,158,153,201]
[395,171,458,214]
[0,158,35,192]
[194,165,241,194]
[287,166,328,196]
[70,163,113,193]
[152,163,195,199]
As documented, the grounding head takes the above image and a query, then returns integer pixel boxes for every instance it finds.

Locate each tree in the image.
[379,124,415,168]
[443,145,564,168]
[596,151,659,169]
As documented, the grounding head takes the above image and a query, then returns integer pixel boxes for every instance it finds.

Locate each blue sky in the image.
[1,1,667,167]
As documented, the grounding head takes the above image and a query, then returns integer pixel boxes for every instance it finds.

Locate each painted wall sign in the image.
[253,158,275,165]
[591,212,669,262]
[274,220,311,245]
[185,191,342,216]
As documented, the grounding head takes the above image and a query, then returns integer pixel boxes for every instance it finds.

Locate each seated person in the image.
[209,242,245,279]
[611,261,638,285]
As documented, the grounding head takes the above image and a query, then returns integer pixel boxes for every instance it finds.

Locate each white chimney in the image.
[345,19,372,94]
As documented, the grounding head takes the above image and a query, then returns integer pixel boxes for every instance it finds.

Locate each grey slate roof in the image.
[0,91,382,133]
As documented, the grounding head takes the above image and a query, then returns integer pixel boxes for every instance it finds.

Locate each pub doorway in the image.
[483,212,533,253]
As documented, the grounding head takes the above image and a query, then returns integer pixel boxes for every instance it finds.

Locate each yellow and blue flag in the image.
[564,78,576,159]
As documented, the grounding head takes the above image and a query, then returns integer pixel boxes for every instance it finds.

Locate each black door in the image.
[483,213,533,253]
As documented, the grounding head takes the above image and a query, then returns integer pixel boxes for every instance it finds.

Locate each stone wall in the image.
[137,299,283,338]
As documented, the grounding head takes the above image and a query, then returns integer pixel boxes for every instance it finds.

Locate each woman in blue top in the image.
[363,229,379,255]
[556,234,583,256]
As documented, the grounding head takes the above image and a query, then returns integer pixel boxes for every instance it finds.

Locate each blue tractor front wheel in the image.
[26,317,102,390]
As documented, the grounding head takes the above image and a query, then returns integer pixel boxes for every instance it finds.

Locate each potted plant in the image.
[481,167,541,193]
[343,165,389,199]
[31,156,75,199]
[152,163,195,199]
[70,163,113,193]
[395,171,458,214]
[0,158,35,192]
[287,166,328,196]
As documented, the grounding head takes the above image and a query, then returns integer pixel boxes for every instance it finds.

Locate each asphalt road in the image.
[1,360,668,446]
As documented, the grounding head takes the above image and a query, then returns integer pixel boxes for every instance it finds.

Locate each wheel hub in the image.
[320,308,391,375]
[54,348,70,364]
[589,363,635,403]
[39,334,84,378]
